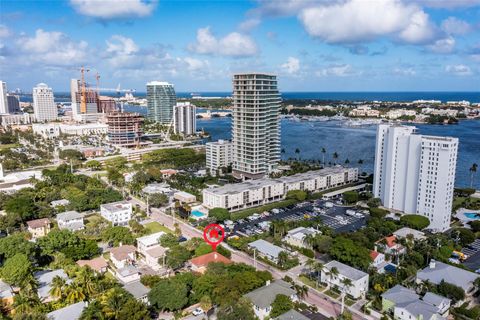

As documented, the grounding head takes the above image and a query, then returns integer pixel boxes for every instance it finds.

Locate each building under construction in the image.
[106,112,144,148]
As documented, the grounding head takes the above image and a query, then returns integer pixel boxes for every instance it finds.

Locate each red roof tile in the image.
[26,218,50,229]
[190,252,231,268]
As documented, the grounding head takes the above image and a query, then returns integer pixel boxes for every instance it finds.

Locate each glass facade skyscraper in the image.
[146,81,176,124]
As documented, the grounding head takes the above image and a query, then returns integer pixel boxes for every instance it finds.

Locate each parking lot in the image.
[228,198,367,237]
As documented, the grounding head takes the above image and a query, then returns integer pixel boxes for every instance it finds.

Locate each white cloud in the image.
[316,64,358,77]
[445,64,472,76]
[393,67,416,76]
[441,17,471,36]
[428,36,455,54]
[70,0,157,19]
[17,29,88,66]
[106,35,139,55]
[281,57,300,74]
[299,0,436,44]
[183,57,209,71]
[239,18,261,32]
[189,27,258,57]
[416,0,480,8]
[0,25,11,38]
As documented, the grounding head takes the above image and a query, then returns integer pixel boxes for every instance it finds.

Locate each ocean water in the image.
[195,117,480,189]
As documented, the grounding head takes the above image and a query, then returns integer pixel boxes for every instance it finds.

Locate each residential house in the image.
[244,280,297,320]
[47,301,86,320]
[110,245,136,269]
[370,250,387,271]
[56,211,84,231]
[248,239,291,264]
[189,252,231,274]
[382,285,451,319]
[375,235,405,256]
[116,265,140,283]
[26,218,51,239]
[136,232,167,270]
[282,227,319,249]
[76,257,108,273]
[160,169,178,178]
[0,280,14,309]
[393,227,426,241]
[100,201,132,226]
[34,269,70,301]
[50,199,70,208]
[275,310,309,320]
[416,260,479,295]
[320,260,369,299]
[123,281,151,304]
[174,191,196,204]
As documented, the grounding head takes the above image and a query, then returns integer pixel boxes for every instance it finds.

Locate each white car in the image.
[192,308,204,316]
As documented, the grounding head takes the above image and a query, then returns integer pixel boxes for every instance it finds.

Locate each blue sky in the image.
[0,0,479,92]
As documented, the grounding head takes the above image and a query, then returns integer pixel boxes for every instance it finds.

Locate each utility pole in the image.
[253,248,257,269]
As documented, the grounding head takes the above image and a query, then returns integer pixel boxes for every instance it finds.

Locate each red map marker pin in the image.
[203,223,225,251]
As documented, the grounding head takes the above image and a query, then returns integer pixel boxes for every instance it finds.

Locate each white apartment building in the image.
[232,73,281,179]
[320,260,369,299]
[0,81,8,114]
[173,102,196,135]
[33,83,57,122]
[373,124,458,232]
[206,139,233,174]
[203,167,358,211]
[100,201,132,226]
[349,106,380,117]
[32,123,108,138]
[385,109,417,119]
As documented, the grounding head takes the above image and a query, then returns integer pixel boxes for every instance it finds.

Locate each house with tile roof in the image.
[76,256,108,273]
[26,218,51,239]
[375,235,405,255]
[110,245,136,269]
[189,252,231,274]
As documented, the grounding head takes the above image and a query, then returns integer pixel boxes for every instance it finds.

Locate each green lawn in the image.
[0,143,19,150]
[324,289,340,299]
[144,221,173,234]
[299,275,325,290]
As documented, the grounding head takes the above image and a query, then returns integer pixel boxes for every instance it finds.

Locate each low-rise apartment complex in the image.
[100,201,132,226]
[203,167,358,211]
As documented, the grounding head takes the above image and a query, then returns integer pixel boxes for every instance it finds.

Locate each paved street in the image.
[144,203,376,320]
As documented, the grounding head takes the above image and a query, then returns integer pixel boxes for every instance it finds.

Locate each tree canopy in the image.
[400,214,430,230]
[208,207,230,222]
[38,229,99,261]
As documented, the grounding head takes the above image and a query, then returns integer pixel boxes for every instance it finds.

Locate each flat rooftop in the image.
[204,167,356,195]
[101,200,131,212]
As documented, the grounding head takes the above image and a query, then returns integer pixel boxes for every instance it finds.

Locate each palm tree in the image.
[278,251,289,268]
[294,284,309,299]
[101,288,126,319]
[328,266,339,288]
[344,158,350,165]
[75,268,96,299]
[65,283,86,304]
[340,278,353,314]
[357,159,364,164]
[304,234,316,249]
[470,163,478,188]
[332,152,339,165]
[281,148,285,154]
[314,262,325,288]
[49,275,67,300]
[306,259,316,276]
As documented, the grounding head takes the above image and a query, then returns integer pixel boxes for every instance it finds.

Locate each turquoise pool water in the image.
[464,212,480,219]
[191,210,206,218]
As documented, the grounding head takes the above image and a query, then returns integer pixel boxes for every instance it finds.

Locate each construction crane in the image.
[78,66,90,114]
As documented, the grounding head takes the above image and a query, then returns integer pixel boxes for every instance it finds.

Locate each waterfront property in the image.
[100,201,132,226]
[320,260,369,299]
[373,124,458,232]
[244,280,297,320]
[203,167,358,211]
[146,81,176,124]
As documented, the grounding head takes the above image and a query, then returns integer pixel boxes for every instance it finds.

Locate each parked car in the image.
[192,308,204,316]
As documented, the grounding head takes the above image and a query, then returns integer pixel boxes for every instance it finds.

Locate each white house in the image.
[248,239,291,264]
[56,211,84,231]
[136,232,167,270]
[110,245,136,269]
[321,260,369,299]
[370,251,387,271]
[116,265,140,283]
[244,280,297,320]
[100,201,132,226]
[283,227,319,249]
[123,281,150,304]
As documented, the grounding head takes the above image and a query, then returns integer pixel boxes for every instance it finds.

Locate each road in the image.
[134,199,376,320]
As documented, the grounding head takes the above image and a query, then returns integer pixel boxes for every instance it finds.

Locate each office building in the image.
[373,124,458,232]
[146,81,176,124]
[33,83,57,122]
[6,94,21,113]
[0,81,7,114]
[203,167,358,211]
[206,139,233,174]
[106,112,144,148]
[232,73,281,179]
[173,102,196,135]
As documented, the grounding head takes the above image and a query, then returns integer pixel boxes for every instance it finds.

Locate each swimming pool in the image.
[464,212,480,219]
[191,210,206,218]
